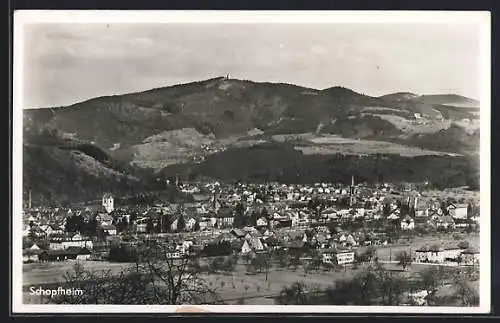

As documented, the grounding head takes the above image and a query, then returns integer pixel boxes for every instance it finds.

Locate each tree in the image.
[453,272,479,306]
[146,218,154,234]
[356,246,376,264]
[395,251,412,271]
[418,266,448,305]
[52,262,154,304]
[409,205,416,218]
[440,201,449,216]
[209,257,226,273]
[289,254,301,270]
[274,250,289,269]
[137,240,219,304]
[458,241,470,249]
[193,221,200,232]
[261,207,269,220]
[177,213,186,233]
[277,282,310,305]
[233,202,246,228]
[249,211,259,227]
[374,264,408,305]
[383,202,391,217]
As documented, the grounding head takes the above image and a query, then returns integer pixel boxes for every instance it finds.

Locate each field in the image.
[270,133,458,157]
[22,232,481,305]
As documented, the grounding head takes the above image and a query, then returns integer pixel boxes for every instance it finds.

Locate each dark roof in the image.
[230,229,246,238]
[263,236,280,246]
[462,247,479,254]
[65,246,91,255]
[284,240,305,249]
[23,249,43,256]
[321,247,353,254]
[103,193,113,199]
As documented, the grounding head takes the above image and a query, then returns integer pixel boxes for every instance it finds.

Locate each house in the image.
[43,224,64,236]
[461,247,480,266]
[61,234,94,250]
[102,193,114,214]
[436,216,455,230]
[453,218,469,228]
[321,247,355,265]
[186,218,197,231]
[256,217,268,227]
[401,215,415,231]
[240,240,252,254]
[101,224,117,236]
[448,204,468,220]
[135,219,148,233]
[415,244,464,263]
[214,207,234,228]
[65,247,92,260]
[96,213,113,226]
[39,247,91,262]
[230,229,246,240]
[23,244,42,262]
[387,213,399,221]
[215,232,238,244]
[262,236,281,250]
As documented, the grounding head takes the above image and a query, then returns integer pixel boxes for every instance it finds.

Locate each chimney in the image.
[414,196,418,210]
[28,190,32,209]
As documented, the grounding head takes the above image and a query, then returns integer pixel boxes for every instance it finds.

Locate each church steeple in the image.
[349,175,356,207]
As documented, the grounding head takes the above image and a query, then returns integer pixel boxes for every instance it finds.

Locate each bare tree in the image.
[395,251,412,271]
[138,241,220,304]
[453,272,479,306]
[277,281,310,305]
[418,266,449,306]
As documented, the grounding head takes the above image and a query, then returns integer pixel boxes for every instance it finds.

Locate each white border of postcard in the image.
[12,10,491,314]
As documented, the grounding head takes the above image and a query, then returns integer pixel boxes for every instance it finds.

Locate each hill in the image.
[159,142,479,190]
[22,127,192,206]
[410,94,480,108]
[23,77,481,196]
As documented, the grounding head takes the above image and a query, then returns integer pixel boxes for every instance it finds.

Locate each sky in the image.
[22,22,481,108]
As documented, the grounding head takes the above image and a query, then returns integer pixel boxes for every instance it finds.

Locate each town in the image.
[22,176,480,306]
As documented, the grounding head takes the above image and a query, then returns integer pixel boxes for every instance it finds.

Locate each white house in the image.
[401,215,415,231]
[101,224,117,236]
[461,248,480,266]
[436,216,455,230]
[321,248,355,265]
[415,245,464,263]
[448,204,468,220]
[186,218,197,231]
[256,217,268,227]
[240,240,252,254]
[61,234,94,250]
[102,193,114,214]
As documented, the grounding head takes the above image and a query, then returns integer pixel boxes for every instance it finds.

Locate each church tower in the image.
[349,175,356,207]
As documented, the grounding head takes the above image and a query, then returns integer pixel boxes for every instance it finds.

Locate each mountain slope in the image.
[23,77,481,194]
[159,142,479,190]
[23,128,191,206]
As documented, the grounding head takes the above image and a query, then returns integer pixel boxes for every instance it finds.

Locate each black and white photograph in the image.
[12,10,491,313]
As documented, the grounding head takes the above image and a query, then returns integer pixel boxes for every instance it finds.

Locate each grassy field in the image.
[295,134,456,157]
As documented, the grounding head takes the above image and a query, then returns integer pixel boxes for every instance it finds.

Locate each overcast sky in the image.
[22,23,481,108]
